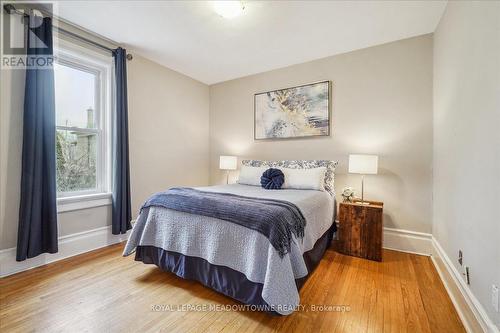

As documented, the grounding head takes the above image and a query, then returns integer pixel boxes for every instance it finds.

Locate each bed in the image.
[123,160,337,315]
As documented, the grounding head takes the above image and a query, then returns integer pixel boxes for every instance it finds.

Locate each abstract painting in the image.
[254,81,330,140]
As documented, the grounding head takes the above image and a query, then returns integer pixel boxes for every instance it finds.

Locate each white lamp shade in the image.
[219,155,237,170]
[348,154,378,175]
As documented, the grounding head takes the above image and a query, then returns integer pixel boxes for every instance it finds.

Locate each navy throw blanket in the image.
[141,188,306,258]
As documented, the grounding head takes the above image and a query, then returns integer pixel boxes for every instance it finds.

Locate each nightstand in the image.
[336,199,383,261]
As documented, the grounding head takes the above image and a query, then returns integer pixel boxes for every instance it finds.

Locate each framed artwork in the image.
[254,80,331,140]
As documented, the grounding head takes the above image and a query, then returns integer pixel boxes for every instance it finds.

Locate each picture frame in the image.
[254,80,331,140]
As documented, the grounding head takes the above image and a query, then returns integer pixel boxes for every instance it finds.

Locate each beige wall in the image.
[433,1,500,329]
[0,17,210,250]
[0,58,26,250]
[128,54,210,216]
[209,35,433,233]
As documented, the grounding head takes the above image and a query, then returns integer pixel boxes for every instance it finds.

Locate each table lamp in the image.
[219,155,237,184]
[348,154,378,204]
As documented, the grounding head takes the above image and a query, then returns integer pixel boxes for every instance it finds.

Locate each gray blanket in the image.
[124,184,335,315]
[141,187,306,258]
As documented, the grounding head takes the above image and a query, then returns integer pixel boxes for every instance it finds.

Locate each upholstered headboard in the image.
[241,160,338,195]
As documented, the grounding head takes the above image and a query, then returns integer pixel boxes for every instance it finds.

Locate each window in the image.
[54,40,112,204]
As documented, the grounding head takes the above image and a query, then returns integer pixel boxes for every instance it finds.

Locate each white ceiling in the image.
[56,1,447,85]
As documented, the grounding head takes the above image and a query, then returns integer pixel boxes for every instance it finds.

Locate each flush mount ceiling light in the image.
[213,1,245,19]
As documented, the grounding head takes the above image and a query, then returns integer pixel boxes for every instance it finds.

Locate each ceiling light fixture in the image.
[213,1,245,19]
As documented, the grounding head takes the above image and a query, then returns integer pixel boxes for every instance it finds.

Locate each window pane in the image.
[56,130,97,193]
[54,62,97,128]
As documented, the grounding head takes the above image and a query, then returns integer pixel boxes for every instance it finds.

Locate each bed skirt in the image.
[134,224,335,314]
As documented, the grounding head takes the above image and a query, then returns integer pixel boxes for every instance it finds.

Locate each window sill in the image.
[57,192,112,213]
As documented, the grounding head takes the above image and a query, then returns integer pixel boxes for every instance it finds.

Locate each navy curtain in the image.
[17,15,58,261]
[111,48,132,234]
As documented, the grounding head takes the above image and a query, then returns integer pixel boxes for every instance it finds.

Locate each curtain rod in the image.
[3,4,133,60]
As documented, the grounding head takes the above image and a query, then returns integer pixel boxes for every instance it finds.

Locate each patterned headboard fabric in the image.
[241,160,338,195]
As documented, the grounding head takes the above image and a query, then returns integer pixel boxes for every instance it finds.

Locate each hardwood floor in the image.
[0,244,465,333]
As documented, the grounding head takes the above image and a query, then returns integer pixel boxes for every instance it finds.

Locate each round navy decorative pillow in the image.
[260,168,285,190]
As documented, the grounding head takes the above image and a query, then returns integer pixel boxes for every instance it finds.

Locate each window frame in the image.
[54,38,113,208]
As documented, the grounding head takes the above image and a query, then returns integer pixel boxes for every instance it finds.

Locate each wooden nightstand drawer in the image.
[336,200,383,261]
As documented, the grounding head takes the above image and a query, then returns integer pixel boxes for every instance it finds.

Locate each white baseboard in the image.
[1,225,430,277]
[431,237,499,333]
[383,227,432,256]
[0,226,129,278]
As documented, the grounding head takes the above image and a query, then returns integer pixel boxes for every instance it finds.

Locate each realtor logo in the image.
[1,1,56,69]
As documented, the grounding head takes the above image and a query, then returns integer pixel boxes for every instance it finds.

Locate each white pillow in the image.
[280,167,327,191]
[238,166,268,186]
